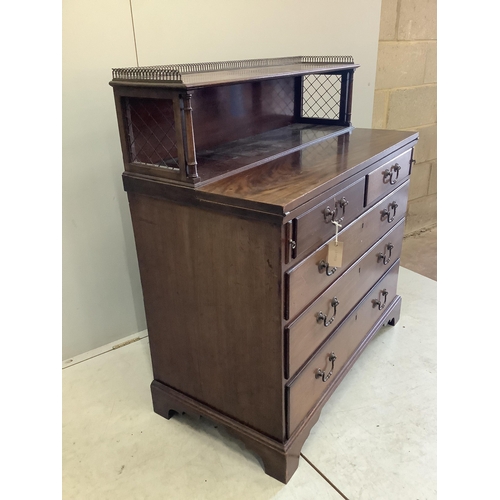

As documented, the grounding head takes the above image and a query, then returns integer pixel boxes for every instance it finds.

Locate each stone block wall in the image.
[372,0,437,234]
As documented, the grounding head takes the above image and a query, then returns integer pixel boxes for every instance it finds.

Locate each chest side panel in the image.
[128,193,285,440]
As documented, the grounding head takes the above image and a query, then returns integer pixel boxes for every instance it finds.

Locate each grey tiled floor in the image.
[63,267,437,499]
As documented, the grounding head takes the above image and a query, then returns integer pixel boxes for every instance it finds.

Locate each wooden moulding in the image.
[150,295,402,484]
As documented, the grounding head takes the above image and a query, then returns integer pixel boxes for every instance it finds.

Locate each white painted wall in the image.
[62,0,382,359]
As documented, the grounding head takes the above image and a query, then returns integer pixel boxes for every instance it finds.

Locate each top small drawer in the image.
[365,149,412,206]
[294,177,365,259]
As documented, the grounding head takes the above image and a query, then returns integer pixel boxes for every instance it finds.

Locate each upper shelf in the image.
[193,123,350,185]
[111,56,360,187]
[110,56,359,89]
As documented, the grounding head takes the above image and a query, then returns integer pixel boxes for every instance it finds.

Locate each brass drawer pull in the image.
[337,197,349,222]
[318,260,338,276]
[315,352,337,382]
[323,205,337,224]
[377,243,394,265]
[317,297,340,327]
[373,289,389,310]
[323,197,349,224]
[381,202,398,223]
[383,163,402,185]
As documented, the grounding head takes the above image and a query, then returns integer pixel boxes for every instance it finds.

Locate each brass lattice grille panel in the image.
[302,74,342,120]
[124,97,179,169]
[261,78,295,117]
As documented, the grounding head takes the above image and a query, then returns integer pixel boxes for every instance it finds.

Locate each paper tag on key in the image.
[327,220,343,267]
[327,241,344,267]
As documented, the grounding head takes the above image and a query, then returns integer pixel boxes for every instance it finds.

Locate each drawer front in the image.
[365,148,412,206]
[287,261,400,437]
[286,180,409,320]
[294,177,365,258]
[286,218,405,379]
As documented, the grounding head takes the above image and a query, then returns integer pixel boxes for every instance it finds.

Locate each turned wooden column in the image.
[181,93,199,180]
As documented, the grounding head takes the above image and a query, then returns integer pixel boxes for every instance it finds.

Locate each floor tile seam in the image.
[402,223,436,239]
[399,266,436,278]
[62,334,148,370]
[399,266,437,283]
[300,453,350,500]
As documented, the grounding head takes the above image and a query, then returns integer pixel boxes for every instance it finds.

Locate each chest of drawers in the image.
[110,57,418,483]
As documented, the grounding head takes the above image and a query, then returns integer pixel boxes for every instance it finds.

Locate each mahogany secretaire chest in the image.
[110,56,418,483]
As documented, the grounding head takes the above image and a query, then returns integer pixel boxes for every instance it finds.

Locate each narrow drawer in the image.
[286,218,405,379]
[365,148,412,206]
[287,261,400,437]
[286,180,409,320]
[294,177,365,258]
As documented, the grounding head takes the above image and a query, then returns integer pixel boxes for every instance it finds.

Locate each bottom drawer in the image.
[286,260,400,437]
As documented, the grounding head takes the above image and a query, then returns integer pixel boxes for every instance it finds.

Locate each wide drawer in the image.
[285,218,405,379]
[287,261,401,437]
[365,148,412,206]
[286,180,409,320]
[294,177,365,259]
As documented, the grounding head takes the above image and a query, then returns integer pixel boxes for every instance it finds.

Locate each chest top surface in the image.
[200,128,417,213]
